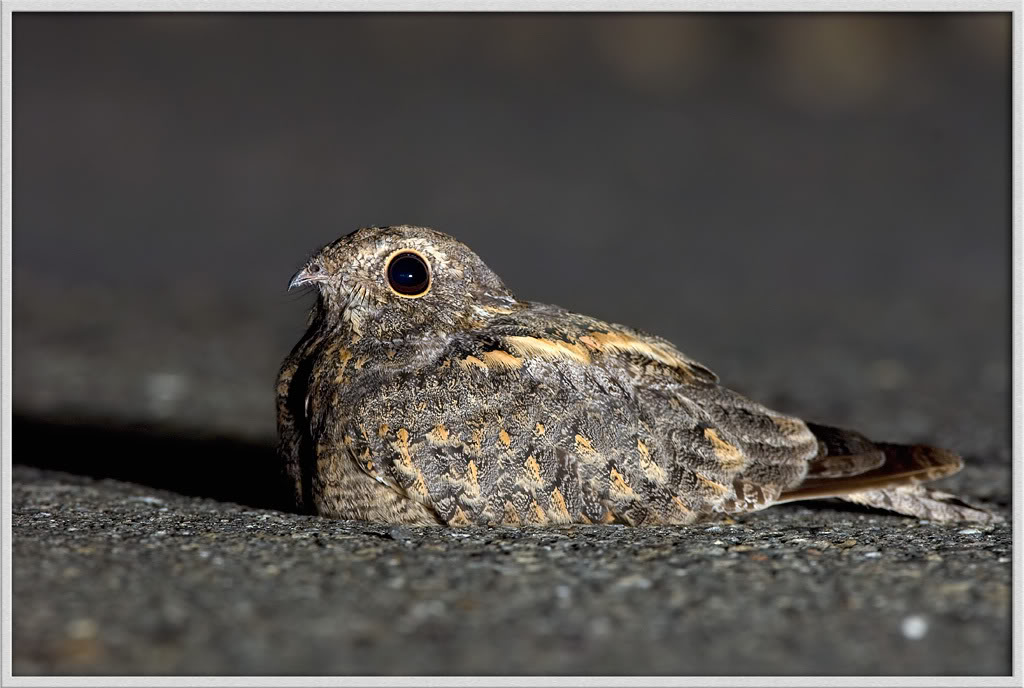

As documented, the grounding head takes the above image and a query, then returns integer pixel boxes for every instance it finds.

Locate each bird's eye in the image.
[308,263,322,274]
[386,251,431,297]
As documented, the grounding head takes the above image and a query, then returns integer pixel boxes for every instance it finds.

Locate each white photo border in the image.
[1,4,1018,687]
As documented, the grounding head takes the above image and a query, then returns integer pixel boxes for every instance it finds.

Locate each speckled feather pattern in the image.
[277,226,998,526]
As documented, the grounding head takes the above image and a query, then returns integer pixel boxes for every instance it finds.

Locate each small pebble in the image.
[389,527,415,542]
[901,615,929,640]
[614,574,652,590]
[409,600,446,620]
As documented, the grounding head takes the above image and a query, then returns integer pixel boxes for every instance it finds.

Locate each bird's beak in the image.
[288,268,325,291]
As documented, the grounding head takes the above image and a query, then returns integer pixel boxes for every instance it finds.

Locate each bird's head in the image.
[289,225,518,337]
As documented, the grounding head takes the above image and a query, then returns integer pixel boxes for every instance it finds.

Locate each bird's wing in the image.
[332,303,827,525]
[275,321,326,513]
[275,354,304,507]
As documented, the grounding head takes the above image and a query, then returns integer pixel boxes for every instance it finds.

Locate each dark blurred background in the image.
[13,12,1010,509]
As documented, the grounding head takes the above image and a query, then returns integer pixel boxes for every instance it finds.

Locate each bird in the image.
[277,225,998,526]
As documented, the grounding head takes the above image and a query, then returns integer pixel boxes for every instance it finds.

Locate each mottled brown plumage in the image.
[277,225,998,526]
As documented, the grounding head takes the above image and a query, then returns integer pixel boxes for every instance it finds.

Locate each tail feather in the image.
[780,440,962,503]
[774,424,996,523]
[841,485,1002,524]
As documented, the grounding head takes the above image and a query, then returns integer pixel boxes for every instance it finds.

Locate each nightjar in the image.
[277,225,997,526]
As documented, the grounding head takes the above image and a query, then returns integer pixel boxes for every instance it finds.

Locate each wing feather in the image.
[334,304,821,525]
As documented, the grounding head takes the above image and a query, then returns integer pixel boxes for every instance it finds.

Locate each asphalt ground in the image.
[10,13,1013,678]
[10,465,1012,676]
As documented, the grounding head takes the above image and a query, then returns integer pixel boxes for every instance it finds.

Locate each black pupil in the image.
[388,253,429,295]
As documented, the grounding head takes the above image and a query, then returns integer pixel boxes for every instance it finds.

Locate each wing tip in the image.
[779,438,966,503]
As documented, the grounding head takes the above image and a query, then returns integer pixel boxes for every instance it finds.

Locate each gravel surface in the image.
[11,14,1012,678]
[11,465,1012,676]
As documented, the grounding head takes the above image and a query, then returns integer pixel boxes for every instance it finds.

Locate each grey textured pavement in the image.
[10,13,1012,677]
[11,466,1012,676]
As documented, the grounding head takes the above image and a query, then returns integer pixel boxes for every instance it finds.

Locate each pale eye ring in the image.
[386,251,431,297]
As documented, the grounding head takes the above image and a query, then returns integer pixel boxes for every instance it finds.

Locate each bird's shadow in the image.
[12,414,297,513]
[12,413,919,524]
